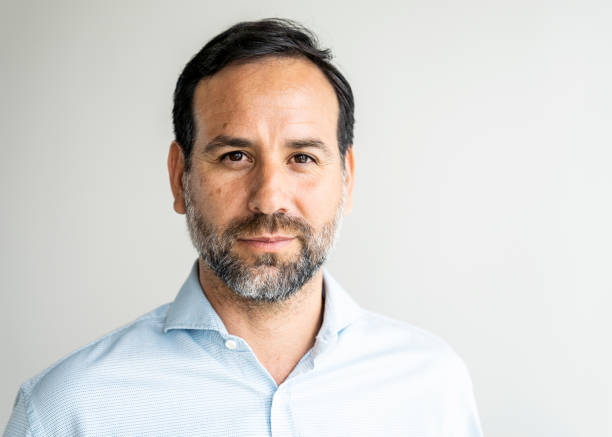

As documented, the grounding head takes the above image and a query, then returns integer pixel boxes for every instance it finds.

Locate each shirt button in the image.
[224,339,237,350]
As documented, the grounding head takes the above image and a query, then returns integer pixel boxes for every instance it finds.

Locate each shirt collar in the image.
[163,259,363,338]
[163,260,228,334]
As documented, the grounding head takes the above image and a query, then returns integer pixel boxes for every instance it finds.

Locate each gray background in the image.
[1,1,611,435]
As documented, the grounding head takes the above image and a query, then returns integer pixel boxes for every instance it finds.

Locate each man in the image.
[4,19,482,436]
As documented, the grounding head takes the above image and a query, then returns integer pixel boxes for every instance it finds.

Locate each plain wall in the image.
[1,0,610,435]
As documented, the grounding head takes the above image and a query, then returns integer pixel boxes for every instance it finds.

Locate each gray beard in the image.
[183,173,344,303]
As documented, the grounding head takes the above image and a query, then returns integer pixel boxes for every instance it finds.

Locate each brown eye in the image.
[293,154,313,164]
[220,150,252,167]
[227,151,244,161]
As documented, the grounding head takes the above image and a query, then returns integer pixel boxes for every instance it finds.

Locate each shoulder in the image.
[346,309,457,350]
[24,304,170,392]
[331,310,482,435]
[340,309,474,383]
[16,303,171,427]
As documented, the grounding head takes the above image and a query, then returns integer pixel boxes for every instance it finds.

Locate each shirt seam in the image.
[20,385,44,437]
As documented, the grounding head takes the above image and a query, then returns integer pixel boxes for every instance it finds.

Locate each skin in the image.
[167,56,355,385]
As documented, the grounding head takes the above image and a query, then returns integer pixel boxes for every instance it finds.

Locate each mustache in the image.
[223,213,313,241]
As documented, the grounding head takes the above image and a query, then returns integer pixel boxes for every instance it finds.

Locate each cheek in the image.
[296,174,344,225]
[196,173,248,223]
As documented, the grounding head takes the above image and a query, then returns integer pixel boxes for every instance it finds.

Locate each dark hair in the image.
[172,18,354,171]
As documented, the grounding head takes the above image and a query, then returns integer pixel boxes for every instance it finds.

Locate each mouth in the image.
[236,235,296,251]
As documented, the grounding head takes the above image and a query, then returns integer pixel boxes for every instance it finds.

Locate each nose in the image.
[247,160,291,215]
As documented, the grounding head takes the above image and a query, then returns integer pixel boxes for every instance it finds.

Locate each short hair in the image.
[172,18,355,172]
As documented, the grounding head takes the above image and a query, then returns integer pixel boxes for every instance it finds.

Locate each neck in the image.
[197,259,325,385]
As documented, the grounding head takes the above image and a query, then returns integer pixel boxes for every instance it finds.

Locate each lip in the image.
[237,235,296,251]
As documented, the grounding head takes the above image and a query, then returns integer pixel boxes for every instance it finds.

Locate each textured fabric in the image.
[4,261,483,436]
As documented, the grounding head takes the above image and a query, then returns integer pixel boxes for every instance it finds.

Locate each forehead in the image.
[192,57,339,144]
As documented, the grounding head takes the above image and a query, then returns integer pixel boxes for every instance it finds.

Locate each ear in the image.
[168,141,186,214]
[342,146,355,215]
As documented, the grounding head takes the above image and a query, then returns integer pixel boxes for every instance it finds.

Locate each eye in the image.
[218,151,253,168]
[223,151,247,162]
[291,153,315,164]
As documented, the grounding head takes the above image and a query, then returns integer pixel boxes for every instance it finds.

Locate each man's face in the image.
[170,57,354,302]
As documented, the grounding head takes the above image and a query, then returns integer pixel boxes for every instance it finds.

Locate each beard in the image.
[183,174,344,303]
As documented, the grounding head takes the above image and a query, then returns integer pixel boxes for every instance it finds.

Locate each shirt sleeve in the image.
[3,389,33,437]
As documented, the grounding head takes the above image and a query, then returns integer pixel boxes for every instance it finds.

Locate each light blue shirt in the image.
[4,261,483,436]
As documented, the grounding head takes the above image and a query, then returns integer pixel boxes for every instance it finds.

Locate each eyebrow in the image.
[203,135,333,156]
[287,138,329,153]
[203,135,254,153]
